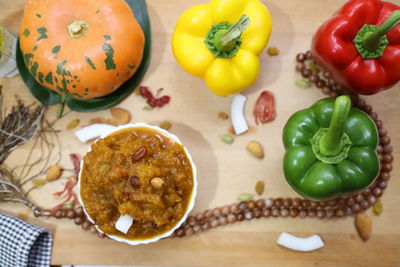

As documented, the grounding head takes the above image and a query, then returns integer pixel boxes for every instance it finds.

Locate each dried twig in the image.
[0,86,63,210]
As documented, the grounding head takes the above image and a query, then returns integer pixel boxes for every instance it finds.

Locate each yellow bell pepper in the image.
[172,0,272,96]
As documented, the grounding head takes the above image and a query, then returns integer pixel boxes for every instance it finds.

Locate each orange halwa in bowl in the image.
[78,123,197,245]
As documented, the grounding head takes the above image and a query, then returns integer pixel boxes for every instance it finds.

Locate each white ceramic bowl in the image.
[78,123,198,245]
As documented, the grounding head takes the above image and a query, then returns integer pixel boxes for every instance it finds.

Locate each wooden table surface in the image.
[1,0,400,266]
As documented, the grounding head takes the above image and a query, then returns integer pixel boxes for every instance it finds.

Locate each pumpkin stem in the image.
[67,20,90,38]
[56,95,65,118]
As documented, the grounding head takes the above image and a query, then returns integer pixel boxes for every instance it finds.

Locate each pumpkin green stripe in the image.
[85,56,96,70]
[96,10,100,14]
[56,85,64,93]
[102,43,116,70]
[37,27,48,41]
[54,76,59,83]
[30,62,39,77]
[104,35,111,40]
[52,45,61,54]
[23,53,34,66]
[38,72,44,83]
[56,60,67,75]
[61,78,68,91]
[33,45,38,51]
[72,93,83,99]
[36,14,42,18]
[45,72,53,84]
[23,29,30,37]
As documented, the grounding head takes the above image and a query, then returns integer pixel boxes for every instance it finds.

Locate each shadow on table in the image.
[150,121,218,212]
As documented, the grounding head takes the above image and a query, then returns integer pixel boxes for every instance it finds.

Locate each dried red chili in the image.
[70,153,81,176]
[253,90,276,125]
[51,154,80,210]
[139,86,170,108]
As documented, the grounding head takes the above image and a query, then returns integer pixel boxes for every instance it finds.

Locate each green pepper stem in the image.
[213,15,250,53]
[319,96,351,157]
[363,11,400,51]
[56,95,65,118]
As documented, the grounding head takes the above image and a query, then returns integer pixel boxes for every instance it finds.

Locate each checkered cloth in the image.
[0,212,52,267]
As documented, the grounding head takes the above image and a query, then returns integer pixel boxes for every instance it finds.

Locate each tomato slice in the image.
[253,90,276,125]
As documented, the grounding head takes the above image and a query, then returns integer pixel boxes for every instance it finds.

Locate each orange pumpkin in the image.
[19,0,145,100]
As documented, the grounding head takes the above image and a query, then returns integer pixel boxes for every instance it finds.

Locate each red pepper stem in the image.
[213,15,250,52]
[319,96,351,157]
[362,10,400,52]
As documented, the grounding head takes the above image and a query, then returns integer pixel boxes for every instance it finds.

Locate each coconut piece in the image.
[230,94,248,135]
[74,124,116,143]
[115,214,134,235]
[277,232,324,252]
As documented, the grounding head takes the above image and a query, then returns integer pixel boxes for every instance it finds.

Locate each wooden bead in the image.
[218,216,227,226]
[236,213,245,221]
[204,209,213,219]
[256,199,265,208]
[227,214,236,223]
[212,208,222,217]
[280,208,289,217]
[221,206,230,215]
[283,198,292,208]
[263,209,271,218]
[379,172,390,181]
[195,213,205,222]
[229,203,239,213]
[254,208,263,219]
[247,201,256,210]
[289,208,299,217]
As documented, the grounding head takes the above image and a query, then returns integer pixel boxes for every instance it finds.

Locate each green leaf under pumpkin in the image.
[16,0,151,112]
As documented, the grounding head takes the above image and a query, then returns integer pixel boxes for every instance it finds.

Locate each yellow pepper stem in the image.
[216,15,250,51]
[205,15,250,58]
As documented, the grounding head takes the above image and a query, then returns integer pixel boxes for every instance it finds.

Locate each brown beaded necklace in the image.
[32,51,394,240]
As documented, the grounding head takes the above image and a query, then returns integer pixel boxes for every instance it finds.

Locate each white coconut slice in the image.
[230,94,248,135]
[276,232,324,252]
[74,124,116,143]
[115,214,134,234]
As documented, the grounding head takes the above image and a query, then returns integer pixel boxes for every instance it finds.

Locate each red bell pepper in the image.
[311,0,400,95]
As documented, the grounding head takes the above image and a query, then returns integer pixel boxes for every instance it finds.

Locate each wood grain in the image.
[1,0,400,266]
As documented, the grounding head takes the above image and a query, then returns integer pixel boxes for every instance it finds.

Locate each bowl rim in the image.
[78,122,198,245]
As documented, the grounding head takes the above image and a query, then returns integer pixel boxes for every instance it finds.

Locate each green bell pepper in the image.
[282,96,380,200]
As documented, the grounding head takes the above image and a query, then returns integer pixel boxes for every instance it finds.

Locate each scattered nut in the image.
[217,112,229,120]
[151,177,165,189]
[46,165,62,182]
[255,181,265,195]
[220,134,234,144]
[267,46,280,56]
[307,61,321,74]
[143,104,153,111]
[159,121,172,130]
[66,119,80,130]
[295,79,312,89]
[63,200,75,210]
[32,178,46,187]
[373,199,383,215]
[237,193,254,201]
[110,108,131,124]
[246,141,264,159]
[355,214,372,241]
